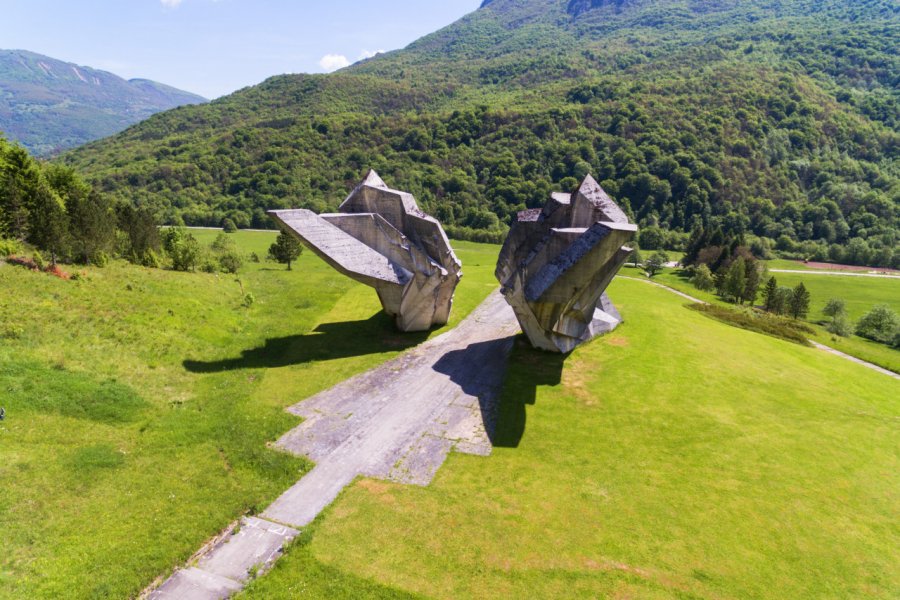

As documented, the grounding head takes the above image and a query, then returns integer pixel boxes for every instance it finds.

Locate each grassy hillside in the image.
[243,277,899,599]
[62,0,898,264]
[0,233,496,598]
[0,49,205,156]
[1,234,896,598]
[652,266,900,372]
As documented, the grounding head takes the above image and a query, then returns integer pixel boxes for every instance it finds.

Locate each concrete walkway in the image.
[148,291,519,599]
[622,276,899,380]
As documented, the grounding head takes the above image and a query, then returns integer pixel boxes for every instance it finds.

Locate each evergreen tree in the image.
[762,276,778,312]
[268,231,303,270]
[789,282,811,319]
[27,183,68,266]
[117,204,161,266]
[67,191,115,265]
[0,145,40,239]
[742,259,765,305]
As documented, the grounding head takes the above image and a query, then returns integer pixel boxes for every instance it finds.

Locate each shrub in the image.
[162,227,200,272]
[242,293,255,308]
[826,314,852,337]
[691,264,715,291]
[222,218,238,233]
[0,238,20,257]
[219,250,243,274]
[644,251,669,277]
[92,251,110,268]
[688,303,813,346]
[32,251,45,271]
[822,298,847,319]
[855,305,900,345]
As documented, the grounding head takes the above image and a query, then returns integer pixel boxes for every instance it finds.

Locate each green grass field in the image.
[0,232,496,599]
[243,276,899,599]
[653,267,900,373]
[1,232,897,599]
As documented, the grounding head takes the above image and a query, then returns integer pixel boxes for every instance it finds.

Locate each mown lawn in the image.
[653,268,900,373]
[0,232,496,599]
[244,277,899,600]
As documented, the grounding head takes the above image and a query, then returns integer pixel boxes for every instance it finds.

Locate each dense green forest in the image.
[62,0,898,266]
[0,135,160,267]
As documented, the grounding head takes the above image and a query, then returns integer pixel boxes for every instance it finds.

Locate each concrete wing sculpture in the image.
[495,175,637,353]
[269,170,462,332]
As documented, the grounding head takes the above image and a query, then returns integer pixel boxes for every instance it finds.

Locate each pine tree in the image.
[67,191,115,265]
[268,231,303,270]
[28,183,68,266]
[789,282,811,319]
[762,276,778,312]
[742,258,765,305]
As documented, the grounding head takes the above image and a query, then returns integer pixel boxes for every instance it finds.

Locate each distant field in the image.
[244,277,899,600]
[653,268,900,373]
[0,232,497,598]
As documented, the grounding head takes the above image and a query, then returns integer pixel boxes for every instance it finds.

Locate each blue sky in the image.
[0,0,481,99]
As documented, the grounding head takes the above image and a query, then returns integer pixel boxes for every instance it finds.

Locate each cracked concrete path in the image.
[264,288,519,525]
[148,290,519,599]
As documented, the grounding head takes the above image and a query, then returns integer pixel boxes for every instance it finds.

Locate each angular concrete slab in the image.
[496,174,637,353]
[269,170,462,332]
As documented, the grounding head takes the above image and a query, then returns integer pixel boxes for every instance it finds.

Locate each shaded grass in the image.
[246,277,899,599]
[0,233,498,598]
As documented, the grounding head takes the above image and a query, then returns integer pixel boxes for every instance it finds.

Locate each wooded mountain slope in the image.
[0,50,206,156]
[62,0,898,263]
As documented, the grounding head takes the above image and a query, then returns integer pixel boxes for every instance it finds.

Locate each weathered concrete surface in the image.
[264,289,519,526]
[269,170,462,332]
[196,517,299,582]
[149,567,242,600]
[146,290,520,599]
[496,174,637,353]
[148,517,297,600]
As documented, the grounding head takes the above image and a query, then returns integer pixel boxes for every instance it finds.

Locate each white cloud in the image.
[160,0,184,7]
[359,49,385,60]
[319,54,350,72]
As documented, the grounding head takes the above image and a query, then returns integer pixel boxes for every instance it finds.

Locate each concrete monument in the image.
[269,170,462,332]
[495,174,637,353]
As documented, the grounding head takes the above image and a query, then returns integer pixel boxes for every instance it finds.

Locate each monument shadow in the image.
[183,312,429,373]
[431,335,564,449]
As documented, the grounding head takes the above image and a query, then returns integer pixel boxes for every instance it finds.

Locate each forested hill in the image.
[0,50,206,156]
[62,0,899,265]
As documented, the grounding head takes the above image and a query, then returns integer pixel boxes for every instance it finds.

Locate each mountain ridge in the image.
[0,49,206,156]
[62,0,899,265]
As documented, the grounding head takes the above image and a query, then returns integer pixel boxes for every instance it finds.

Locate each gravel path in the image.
[148,290,520,599]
